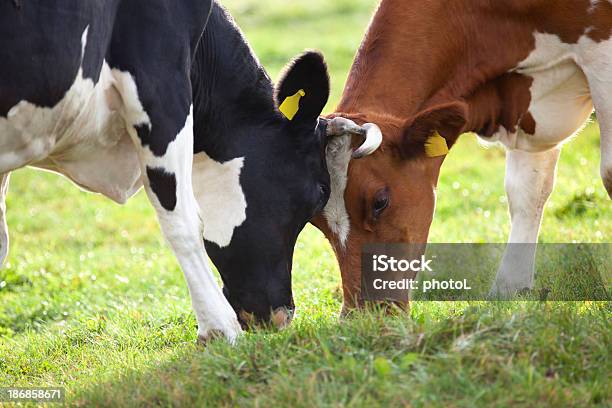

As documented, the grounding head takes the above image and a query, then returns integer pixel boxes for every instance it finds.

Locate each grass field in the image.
[1,0,610,406]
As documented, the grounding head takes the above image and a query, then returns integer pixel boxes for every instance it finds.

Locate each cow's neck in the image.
[337,1,445,118]
[335,0,537,132]
[191,3,276,160]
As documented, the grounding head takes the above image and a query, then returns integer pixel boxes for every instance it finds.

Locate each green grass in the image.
[1,0,610,406]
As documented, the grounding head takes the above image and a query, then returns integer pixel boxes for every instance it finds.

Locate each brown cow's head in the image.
[313,101,468,311]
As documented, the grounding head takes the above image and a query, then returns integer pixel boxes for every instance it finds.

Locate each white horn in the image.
[326,118,382,158]
[351,123,382,159]
[326,117,366,137]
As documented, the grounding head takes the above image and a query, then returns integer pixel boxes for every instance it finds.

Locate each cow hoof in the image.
[197,320,242,347]
[488,286,511,299]
[197,329,224,347]
[488,283,532,300]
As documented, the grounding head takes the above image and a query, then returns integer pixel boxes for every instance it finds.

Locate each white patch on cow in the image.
[516,34,593,149]
[81,26,89,56]
[484,32,594,153]
[110,69,151,129]
[481,125,511,148]
[191,152,247,247]
[0,27,143,203]
[322,135,352,248]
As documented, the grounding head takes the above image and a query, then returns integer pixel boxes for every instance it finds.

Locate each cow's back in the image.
[0,0,120,117]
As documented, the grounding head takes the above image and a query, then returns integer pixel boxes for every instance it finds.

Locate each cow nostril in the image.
[271,307,294,329]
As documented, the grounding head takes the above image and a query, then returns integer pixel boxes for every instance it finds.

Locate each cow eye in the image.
[319,184,327,196]
[319,183,330,203]
[315,183,330,212]
[372,188,390,219]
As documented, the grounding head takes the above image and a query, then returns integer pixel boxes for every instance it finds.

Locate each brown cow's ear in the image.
[400,101,468,159]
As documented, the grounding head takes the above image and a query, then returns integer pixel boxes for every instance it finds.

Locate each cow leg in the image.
[489,147,560,298]
[598,113,612,199]
[133,108,242,344]
[585,79,612,198]
[0,173,9,266]
[577,39,612,198]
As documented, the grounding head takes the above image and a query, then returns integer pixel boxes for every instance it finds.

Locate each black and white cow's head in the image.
[204,52,331,327]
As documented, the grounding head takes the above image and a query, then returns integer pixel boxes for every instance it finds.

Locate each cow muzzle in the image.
[326,117,383,158]
[238,307,294,330]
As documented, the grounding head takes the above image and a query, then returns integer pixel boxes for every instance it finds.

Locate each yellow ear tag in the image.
[279,89,306,120]
[424,132,449,157]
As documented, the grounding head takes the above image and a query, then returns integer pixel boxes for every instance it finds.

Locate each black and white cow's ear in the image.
[275,51,330,127]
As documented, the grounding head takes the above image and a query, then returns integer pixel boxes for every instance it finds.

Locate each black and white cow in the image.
[0,1,380,343]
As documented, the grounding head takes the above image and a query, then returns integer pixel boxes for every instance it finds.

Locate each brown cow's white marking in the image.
[322,134,353,248]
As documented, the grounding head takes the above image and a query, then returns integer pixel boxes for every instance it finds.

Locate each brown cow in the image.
[313,0,612,309]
